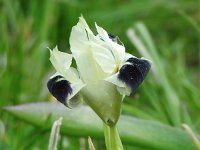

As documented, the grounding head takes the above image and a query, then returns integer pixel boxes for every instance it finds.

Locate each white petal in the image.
[49,47,82,83]
[78,16,94,37]
[87,41,116,74]
[95,23,126,66]
[70,16,97,56]
[49,46,72,73]
[61,67,82,84]
[109,41,126,65]
[70,17,109,82]
[70,16,126,81]
[74,44,107,83]
[105,73,131,96]
[95,23,110,41]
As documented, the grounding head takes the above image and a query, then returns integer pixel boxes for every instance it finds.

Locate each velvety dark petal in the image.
[126,57,151,77]
[118,57,151,91]
[47,75,72,105]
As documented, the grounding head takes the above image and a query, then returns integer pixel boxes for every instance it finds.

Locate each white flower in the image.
[47,16,151,125]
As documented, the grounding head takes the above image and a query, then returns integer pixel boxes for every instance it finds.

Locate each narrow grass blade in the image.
[88,137,96,150]
[48,117,63,150]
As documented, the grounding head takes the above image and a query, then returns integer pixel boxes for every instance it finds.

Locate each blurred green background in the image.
[0,0,199,149]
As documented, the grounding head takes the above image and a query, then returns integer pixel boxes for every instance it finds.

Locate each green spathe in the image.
[82,80,122,126]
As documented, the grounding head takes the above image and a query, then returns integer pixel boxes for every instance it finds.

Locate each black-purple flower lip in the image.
[47,75,72,105]
[118,57,151,91]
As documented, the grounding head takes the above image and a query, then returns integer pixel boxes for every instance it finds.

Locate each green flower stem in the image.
[103,122,124,150]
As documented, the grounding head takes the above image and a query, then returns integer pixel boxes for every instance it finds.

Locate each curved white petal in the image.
[73,44,107,83]
[87,41,116,74]
[95,23,110,41]
[70,16,97,56]
[109,41,126,64]
[105,73,131,96]
[49,46,72,73]
[49,47,82,83]
[78,16,94,38]
[70,17,107,82]
[95,23,126,65]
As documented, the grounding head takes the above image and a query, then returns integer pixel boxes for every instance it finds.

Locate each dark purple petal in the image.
[47,75,72,105]
[118,57,151,91]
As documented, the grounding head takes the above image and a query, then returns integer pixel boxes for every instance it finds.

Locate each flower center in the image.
[112,64,119,74]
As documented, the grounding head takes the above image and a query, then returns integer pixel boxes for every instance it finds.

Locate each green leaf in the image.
[4,102,197,150]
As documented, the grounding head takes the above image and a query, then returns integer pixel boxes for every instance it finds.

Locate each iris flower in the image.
[47,16,151,126]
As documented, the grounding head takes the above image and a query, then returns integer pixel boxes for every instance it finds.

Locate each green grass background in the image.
[0,0,199,149]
